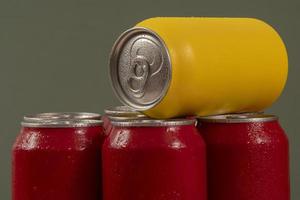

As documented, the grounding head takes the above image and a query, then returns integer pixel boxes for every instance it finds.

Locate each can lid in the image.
[24,112,102,122]
[198,113,278,123]
[104,106,145,116]
[111,118,196,127]
[22,119,103,128]
[109,27,172,110]
[22,112,103,127]
[108,115,149,122]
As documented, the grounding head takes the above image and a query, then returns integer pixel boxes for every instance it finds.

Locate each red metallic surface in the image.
[12,126,104,200]
[103,124,206,200]
[198,120,290,200]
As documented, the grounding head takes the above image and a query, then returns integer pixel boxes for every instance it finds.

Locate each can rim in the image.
[24,112,102,122]
[109,27,172,111]
[111,118,196,127]
[22,119,103,128]
[104,106,145,116]
[108,115,149,121]
[198,113,278,123]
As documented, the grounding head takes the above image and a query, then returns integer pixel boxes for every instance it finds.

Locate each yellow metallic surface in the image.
[135,17,288,118]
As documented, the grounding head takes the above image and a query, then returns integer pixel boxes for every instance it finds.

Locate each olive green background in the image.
[0,0,299,199]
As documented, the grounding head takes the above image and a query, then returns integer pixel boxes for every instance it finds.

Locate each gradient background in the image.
[0,0,299,199]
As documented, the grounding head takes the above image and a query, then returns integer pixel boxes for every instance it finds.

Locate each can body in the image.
[110,17,288,118]
[102,119,206,200]
[12,120,104,200]
[197,114,290,200]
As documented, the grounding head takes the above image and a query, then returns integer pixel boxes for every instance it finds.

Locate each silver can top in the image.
[110,27,172,110]
[22,119,103,128]
[105,106,144,116]
[198,113,277,123]
[22,112,103,127]
[105,106,148,121]
[111,118,196,127]
[24,112,101,122]
[108,115,149,122]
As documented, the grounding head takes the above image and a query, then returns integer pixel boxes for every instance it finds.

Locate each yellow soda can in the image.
[109,17,288,118]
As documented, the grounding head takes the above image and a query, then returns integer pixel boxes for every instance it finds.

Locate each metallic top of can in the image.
[22,119,103,128]
[111,118,196,127]
[24,112,101,122]
[108,115,149,122]
[198,113,278,123]
[110,27,172,110]
[105,106,148,121]
[104,106,144,116]
[22,112,103,127]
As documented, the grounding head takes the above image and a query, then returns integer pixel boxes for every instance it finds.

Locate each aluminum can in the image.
[103,106,148,134]
[197,113,290,200]
[102,118,206,200]
[12,113,104,200]
[110,17,288,118]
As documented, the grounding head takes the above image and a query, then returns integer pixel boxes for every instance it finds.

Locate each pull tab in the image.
[127,55,150,98]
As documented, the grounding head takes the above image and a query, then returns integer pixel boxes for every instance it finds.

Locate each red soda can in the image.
[197,114,290,200]
[12,113,104,200]
[103,119,206,200]
[103,106,148,134]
